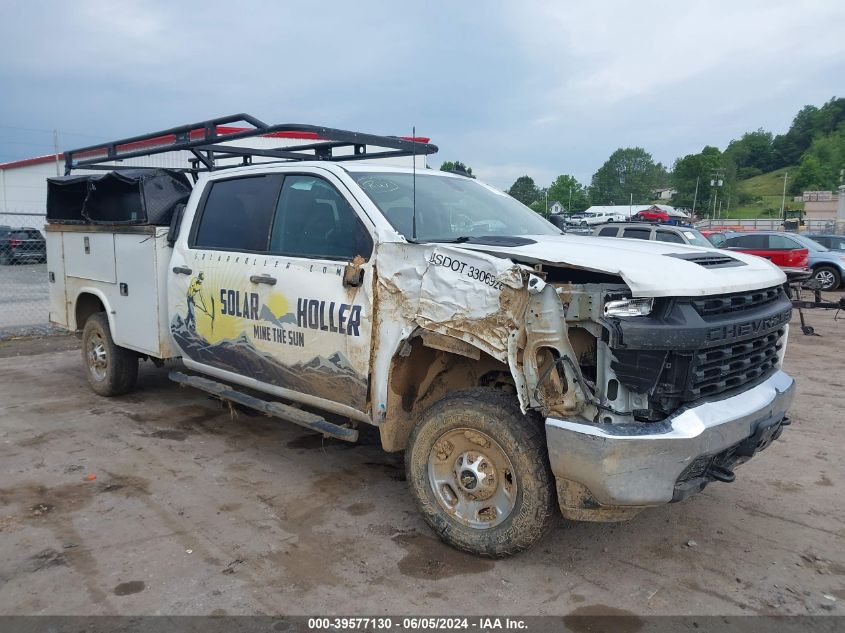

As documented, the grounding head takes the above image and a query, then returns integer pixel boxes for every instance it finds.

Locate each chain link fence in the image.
[696,218,845,234]
[0,211,51,336]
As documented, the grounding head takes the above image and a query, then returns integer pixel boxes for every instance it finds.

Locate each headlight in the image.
[604,297,654,317]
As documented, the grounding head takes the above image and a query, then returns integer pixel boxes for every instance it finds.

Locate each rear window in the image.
[622,228,652,240]
[10,230,40,239]
[768,235,801,250]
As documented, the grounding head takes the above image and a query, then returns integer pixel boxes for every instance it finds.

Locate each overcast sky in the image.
[1,0,843,189]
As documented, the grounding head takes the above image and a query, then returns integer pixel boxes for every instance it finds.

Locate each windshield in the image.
[679,228,712,247]
[794,234,829,252]
[349,172,560,241]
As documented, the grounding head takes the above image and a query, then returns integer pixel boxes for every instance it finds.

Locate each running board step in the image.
[169,371,358,442]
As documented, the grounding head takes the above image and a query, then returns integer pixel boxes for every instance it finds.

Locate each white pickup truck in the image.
[47,115,795,557]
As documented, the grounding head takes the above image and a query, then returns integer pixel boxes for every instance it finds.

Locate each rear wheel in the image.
[82,312,138,396]
[813,265,841,291]
[0,250,11,265]
[405,388,557,557]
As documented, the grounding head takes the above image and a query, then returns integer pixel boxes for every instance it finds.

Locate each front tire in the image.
[82,312,138,396]
[405,388,557,557]
[813,265,841,291]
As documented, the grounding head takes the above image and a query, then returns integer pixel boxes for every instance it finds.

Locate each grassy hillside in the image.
[731,166,804,218]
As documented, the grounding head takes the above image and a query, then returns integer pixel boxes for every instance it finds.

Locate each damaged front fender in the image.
[372,242,591,420]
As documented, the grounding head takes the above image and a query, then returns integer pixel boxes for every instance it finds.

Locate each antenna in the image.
[412,125,417,241]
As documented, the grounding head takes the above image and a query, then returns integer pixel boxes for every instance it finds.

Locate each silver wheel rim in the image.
[87,332,108,382]
[815,269,835,289]
[427,428,517,529]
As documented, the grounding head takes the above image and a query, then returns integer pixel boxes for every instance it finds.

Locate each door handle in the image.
[250,274,277,285]
[172,266,193,275]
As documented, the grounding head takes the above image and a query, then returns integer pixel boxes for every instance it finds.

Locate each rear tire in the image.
[813,265,841,291]
[0,250,11,265]
[405,388,557,557]
[82,312,138,396]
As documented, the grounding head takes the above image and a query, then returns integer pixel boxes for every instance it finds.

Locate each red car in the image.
[720,231,810,281]
[634,209,670,223]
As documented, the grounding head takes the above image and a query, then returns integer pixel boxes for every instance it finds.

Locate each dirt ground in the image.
[0,307,843,618]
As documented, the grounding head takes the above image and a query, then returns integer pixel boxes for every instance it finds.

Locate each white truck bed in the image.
[46,224,177,359]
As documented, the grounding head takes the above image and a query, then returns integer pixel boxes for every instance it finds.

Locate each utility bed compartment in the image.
[46,224,176,359]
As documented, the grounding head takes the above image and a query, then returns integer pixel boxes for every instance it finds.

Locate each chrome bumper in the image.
[545,370,796,509]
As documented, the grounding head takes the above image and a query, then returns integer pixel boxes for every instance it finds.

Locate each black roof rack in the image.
[64,113,438,176]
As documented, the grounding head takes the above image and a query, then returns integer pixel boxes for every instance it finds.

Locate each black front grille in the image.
[690,286,782,317]
[687,328,784,399]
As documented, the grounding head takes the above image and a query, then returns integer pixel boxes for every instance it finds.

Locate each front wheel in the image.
[82,312,139,396]
[405,388,557,557]
[813,265,841,291]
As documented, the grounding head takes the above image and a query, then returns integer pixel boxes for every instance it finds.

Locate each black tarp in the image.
[47,169,192,225]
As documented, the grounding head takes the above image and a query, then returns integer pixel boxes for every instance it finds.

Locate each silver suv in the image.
[593,222,713,247]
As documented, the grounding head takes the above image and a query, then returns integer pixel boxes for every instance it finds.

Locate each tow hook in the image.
[708,464,736,483]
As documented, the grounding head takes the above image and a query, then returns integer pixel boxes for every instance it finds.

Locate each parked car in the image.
[594,222,714,247]
[788,233,845,290]
[0,227,47,265]
[581,211,626,226]
[633,209,670,223]
[701,229,736,247]
[805,233,845,252]
[720,231,811,283]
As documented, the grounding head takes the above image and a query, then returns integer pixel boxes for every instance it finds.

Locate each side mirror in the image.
[343,258,365,287]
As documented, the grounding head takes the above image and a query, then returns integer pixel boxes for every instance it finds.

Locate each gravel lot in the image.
[0,306,842,618]
[0,263,49,329]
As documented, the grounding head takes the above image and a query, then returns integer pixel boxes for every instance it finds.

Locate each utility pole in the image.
[53,129,61,177]
[692,176,699,216]
[568,186,572,214]
[709,169,725,221]
[780,171,789,221]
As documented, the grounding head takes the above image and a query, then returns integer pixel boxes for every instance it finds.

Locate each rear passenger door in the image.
[168,169,375,415]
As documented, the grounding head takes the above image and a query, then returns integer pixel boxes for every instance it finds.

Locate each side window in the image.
[622,228,652,240]
[725,234,767,249]
[269,175,373,261]
[655,230,685,244]
[598,227,618,237]
[193,175,282,251]
[767,234,800,250]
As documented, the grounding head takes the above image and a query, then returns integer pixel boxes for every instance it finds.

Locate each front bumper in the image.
[545,370,795,517]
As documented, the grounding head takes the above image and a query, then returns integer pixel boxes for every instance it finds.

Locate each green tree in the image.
[547,174,589,213]
[590,147,659,205]
[670,145,736,214]
[790,123,845,193]
[792,155,828,193]
[724,128,774,173]
[529,200,547,216]
[439,160,474,177]
[507,176,541,206]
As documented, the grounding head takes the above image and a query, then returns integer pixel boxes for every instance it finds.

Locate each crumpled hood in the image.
[455,234,786,297]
